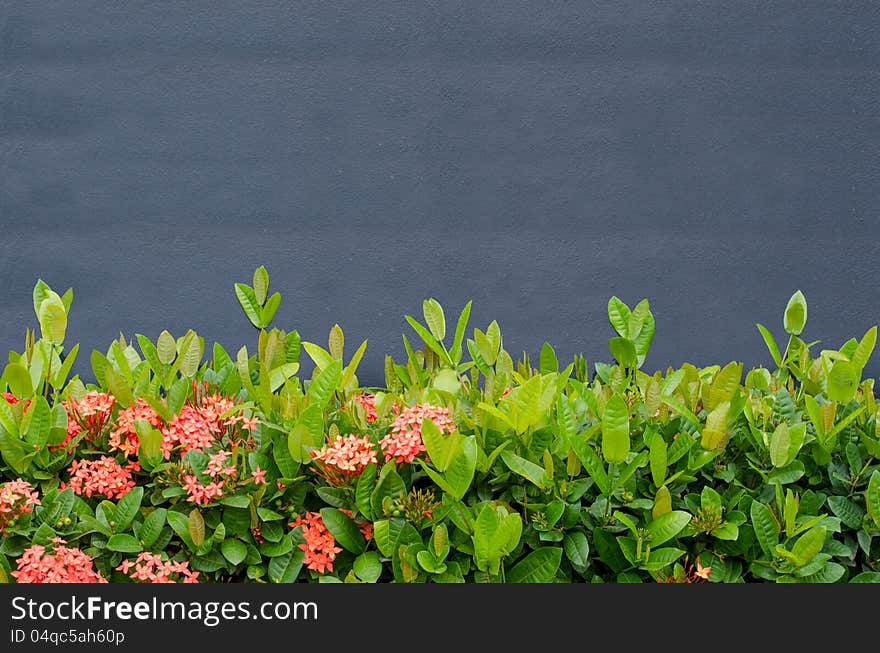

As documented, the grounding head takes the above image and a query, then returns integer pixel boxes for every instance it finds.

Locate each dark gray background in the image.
[2,1,880,384]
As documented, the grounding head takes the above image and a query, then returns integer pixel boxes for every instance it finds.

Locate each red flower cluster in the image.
[310,434,377,485]
[63,456,136,499]
[12,539,107,583]
[0,478,40,533]
[353,393,378,423]
[110,398,161,457]
[117,552,199,583]
[379,403,456,463]
[289,511,373,574]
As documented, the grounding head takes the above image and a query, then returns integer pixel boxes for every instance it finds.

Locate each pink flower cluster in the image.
[0,478,40,532]
[180,449,238,505]
[12,539,107,583]
[110,398,161,457]
[353,393,378,423]
[206,450,236,478]
[310,434,377,485]
[117,552,199,583]
[181,474,225,506]
[159,389,251,461]
[379,403,456,463]
[63,456,136,499]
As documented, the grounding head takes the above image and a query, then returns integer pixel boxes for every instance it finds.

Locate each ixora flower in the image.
[62,456,136,500]
[0,478,40,533]
[12,539,107,583]
[117,552,199,583]
[353,393,378,423]
[290,510,373,574]
[50,391,116,453]
[159,387,246,460]
[310,434,378,485]
[110,398,161,457]
[379,403,455,464]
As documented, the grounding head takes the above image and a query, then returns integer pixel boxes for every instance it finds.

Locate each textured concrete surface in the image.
[2,2,879,383]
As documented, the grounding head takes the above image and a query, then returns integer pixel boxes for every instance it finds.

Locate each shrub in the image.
[1,268,879,583]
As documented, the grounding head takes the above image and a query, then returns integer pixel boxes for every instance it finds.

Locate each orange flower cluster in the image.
[63,456,136,499]
[290,511,342,574]
[379,403,456,463]
[289,510,373,574]
[310,434,377,485]
[110,398,161,457]
[12,539,107,583]
[0,478,40,533]
[117,552,199,583]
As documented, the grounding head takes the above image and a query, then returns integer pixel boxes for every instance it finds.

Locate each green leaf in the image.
[783,290,808,336]
[826,496,865,530]
[639,547,686,572]
[608,337,637,368]
[506,547,562,583]
[104,365,133,409]
[157,330,176,365]
[756,323,782,367]
[540,342,559,374]
[607,296,631,338]
[371,464,406,518]
[653,485,672,518]
[114,486,143,533]
[769,423,792,468]
[252,266,270,306]
[188,509,206,547]
[374,518,406,557]
[353,551,383,583]
[646,510,691,547]
[852,326,877,372]
[563,532,590,574]
[32,279,52,317]
[261,292,282,328]
[422,419,462,472]
[423,298,446,342]
[4,362,33,399]
[221,539,248,566]
[268,548,305,583]
[500,449,546,489]
[24,396,51,447]
[319,508,366,554]
[235,283,262,329]
[38,291,67,345]
[444,436,477,499]
[306,360,342,409]
[139,508,167,548]
[791,525,826,567]
[136,425,164,470]
[866,470,880,527]
[355,463,376,520]
[107,534,142,554]
[649,434,667,487]
[827,360,858,403]
[179,333,202,378]
[750,501,779,556]
[0,429,34,475]
[601,393,630,463]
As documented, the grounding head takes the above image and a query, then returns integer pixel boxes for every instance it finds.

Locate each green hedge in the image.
[1,268,878,583]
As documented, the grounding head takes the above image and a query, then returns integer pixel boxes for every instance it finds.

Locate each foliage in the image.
[1,272,879,583]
